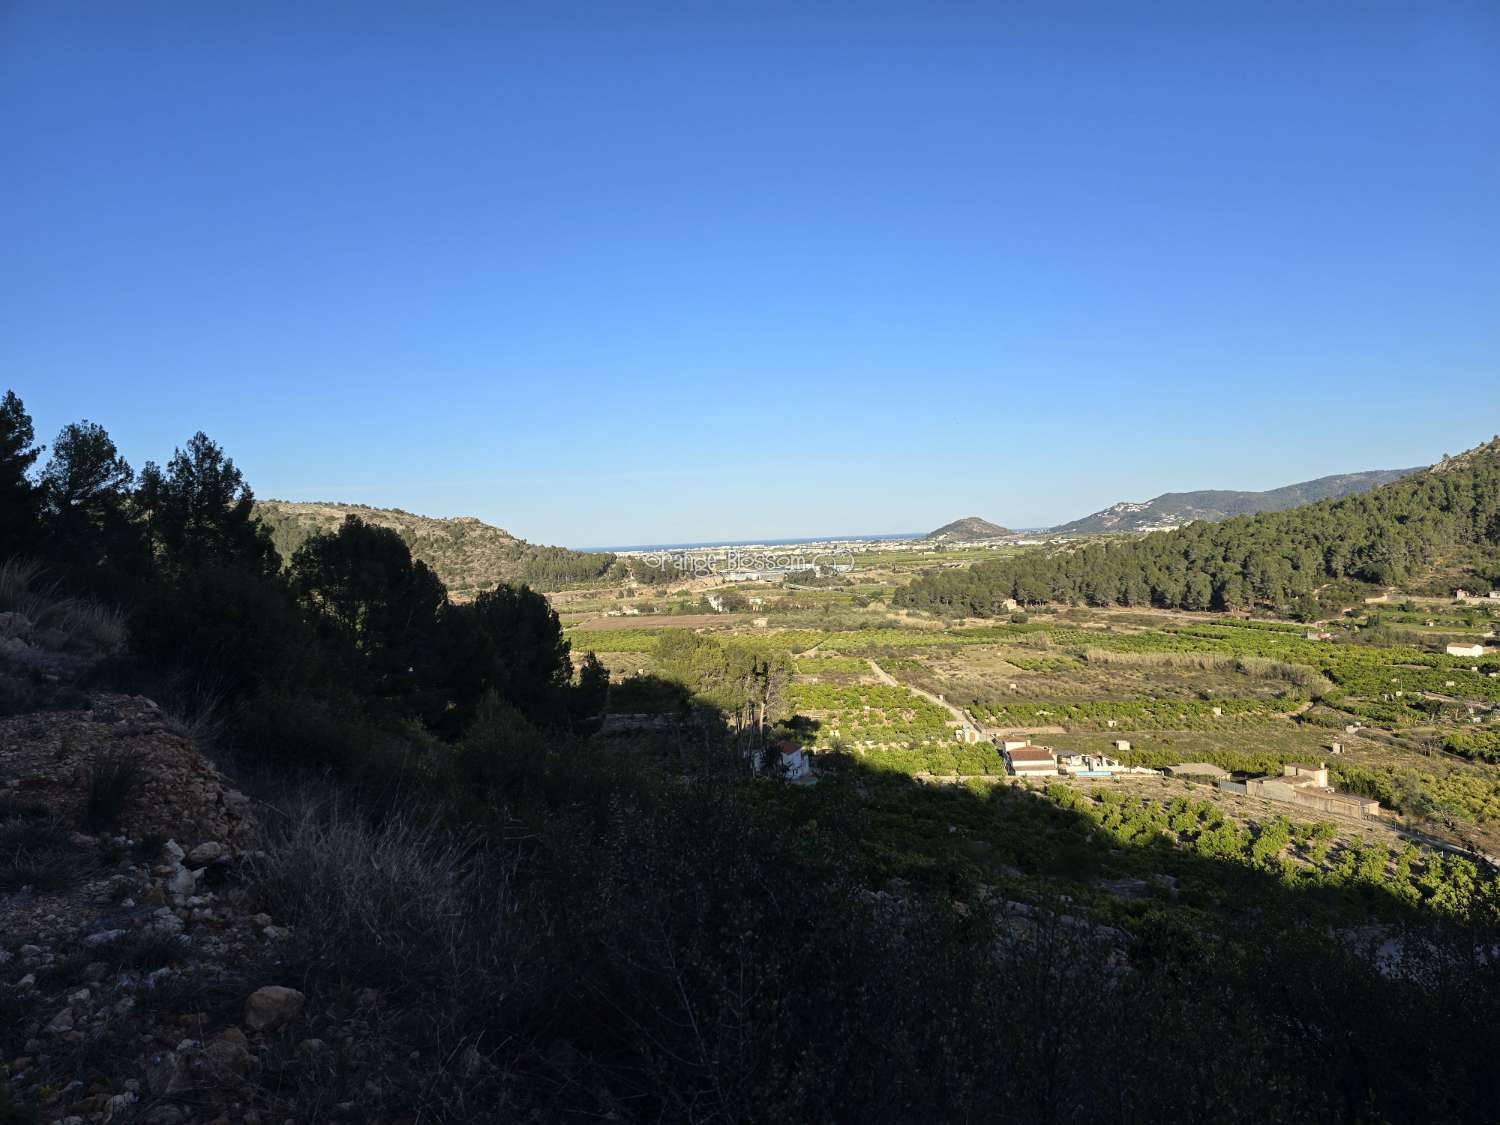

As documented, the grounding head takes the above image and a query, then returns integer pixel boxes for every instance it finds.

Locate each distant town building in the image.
[1004,742,1058,777]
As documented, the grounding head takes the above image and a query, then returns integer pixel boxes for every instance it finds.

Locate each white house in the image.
[1004,742,1058,777]
[1447,643,1487,658]
[771,740,813,782]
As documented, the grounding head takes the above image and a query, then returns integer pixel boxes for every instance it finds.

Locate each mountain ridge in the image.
[1050,467,1424,535]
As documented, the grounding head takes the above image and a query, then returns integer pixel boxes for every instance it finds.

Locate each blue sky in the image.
[3,2,1497,547]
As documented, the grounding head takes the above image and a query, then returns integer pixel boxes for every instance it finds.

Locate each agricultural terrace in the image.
[569,599,1500,853]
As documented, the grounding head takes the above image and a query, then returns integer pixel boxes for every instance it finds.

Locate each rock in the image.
[145,1050,191,1096]
[66,987,90,1004]
[297,1038,326,1055]
[251,913,272,928]
[166,865,201,895]
[47,1007,75,1033]
[104,1091,138,1121]
[83,928,128,948]
[84,961,109,981]
[16,973,35,989]
[185,841,226,868]
[204,1028,254,1081]
[148,907,184,934]
[144,1104,185,1125]
[244,985,306,1032]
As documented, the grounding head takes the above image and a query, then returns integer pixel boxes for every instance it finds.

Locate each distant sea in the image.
[576,532,923,554]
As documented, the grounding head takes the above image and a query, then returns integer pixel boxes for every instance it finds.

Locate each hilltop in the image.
[926,516,1012,542]
[254,500,613,593]
[1051,467,1421,535]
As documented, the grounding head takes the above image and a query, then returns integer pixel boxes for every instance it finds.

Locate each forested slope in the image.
[898,440,1500,616]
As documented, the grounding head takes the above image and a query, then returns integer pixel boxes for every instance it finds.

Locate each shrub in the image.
[0,558,126,655]
[250,802,524,1006]
[0,1081,38,1125]
[0,819,96,891]
[83,755,143,831]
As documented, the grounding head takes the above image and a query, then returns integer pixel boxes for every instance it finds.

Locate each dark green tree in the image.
[132,562,312,703]
[569,651,610,729]
[38,421,149,597]
[443,582,572,727]
[138,432,277,576]
[0,390,42,556]
[290,515,448,717]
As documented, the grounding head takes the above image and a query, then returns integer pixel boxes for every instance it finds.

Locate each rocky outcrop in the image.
[0,695,256,851]
[0,692,301,1124]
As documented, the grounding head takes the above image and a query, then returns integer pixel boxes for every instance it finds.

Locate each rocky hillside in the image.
[254,500,614,593]
[1431,435,1500,474]
[0,695,289,1125]
[1051,467,1422,535]
[925,516,1012,542]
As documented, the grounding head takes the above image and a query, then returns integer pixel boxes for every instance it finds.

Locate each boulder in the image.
[203,1027,254,1082]
[185,841,226,868]
[244,985,305,1032]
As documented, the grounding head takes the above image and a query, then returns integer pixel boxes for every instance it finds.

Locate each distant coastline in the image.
[576,532,923,554]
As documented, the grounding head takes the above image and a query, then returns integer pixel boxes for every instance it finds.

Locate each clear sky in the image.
[4,2,1497,547]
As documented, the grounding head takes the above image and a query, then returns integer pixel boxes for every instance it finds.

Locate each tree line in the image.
[0,389,606,757]
[897,449,1500,617]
